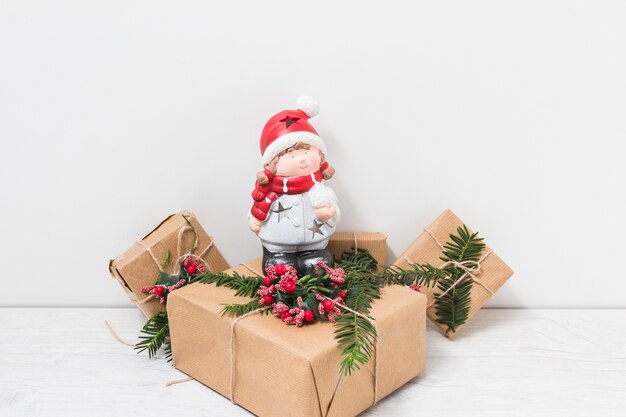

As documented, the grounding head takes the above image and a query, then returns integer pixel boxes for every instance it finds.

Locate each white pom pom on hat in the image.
[297,95,320,117]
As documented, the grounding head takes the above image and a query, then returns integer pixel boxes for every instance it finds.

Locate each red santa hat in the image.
[259,96,324,164]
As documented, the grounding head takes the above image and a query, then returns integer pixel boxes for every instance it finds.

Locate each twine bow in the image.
[138,222,215,275]
[135,215,215,306]
[404,228,495,308]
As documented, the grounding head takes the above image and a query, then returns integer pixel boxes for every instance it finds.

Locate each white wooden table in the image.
[1,308,624,417]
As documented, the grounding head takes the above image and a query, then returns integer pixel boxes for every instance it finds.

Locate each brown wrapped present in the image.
[167,258,427,417]
[327,232,387,269]
[393,209,514,337]
[109,211,230,318]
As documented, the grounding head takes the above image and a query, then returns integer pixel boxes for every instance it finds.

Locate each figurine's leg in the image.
[297,248,335,276]
[262,247,299,272]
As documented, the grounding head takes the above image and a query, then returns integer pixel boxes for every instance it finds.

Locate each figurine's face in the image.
[273,145,322,177]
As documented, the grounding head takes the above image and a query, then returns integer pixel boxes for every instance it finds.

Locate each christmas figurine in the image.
[248,96,340,275]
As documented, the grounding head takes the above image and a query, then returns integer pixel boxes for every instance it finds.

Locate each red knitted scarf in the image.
[250,162,328,221]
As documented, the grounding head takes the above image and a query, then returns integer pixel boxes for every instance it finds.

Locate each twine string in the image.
[165,376,193,387]
[198,240,215,258]
[134,293,155,305]
[403,257,419,268]
[432,251,494,305]
[418,228,495,308]
[137,241,164,273]
[103,320,135,347]
[176,225,196,265]
[240,263,264,278]
[229,308,269,403]
[353,232,358,253]
[105,320,197,387]
[423,228,445,250]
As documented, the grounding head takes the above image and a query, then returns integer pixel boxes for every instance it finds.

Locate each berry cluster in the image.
[257,261,347,327]
[182,256,205,276]
[141,256,204,304]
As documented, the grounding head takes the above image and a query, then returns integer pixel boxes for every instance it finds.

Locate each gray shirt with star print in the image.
[258,187,339,253]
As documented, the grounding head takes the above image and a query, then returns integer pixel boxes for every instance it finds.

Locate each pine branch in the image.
[338,249,444,289]
[221,300,270,317]
[194,271,263,298]
[193,271,234,285]
[164,338,172,362]
[440,225,485,264]
[375,263,446,287]
[434,225,486,335]
[334,312,377,376]
[229,273,265,298]
[337,249,379,273]
[343,279,381,312]
[434,271,473,335]
[333,279,381,375]
[135,312,170,358]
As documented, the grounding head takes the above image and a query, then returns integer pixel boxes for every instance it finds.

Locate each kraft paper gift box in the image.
[167,258,427,417]
[393,209,514,336]
[109,211,230,318]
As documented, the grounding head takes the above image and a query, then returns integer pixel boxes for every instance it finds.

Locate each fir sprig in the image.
[164,338,172,362]
[335,279,381,375]
[376,263,446,287]
[221,300,270,316]
[434,270,473,335]
[440,225,484,264]
[135,312,170,358]
[337,248,445,288]
[337,248,379,273]
[434,225,486,335]
[194,271,264,298]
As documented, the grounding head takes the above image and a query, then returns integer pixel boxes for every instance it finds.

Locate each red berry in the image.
[280,311,291,321]
[186,264,197,275]
[283,281,296,293]
[339,290,347,299]
[154,286,165,296]
[274,264,287,275]
[304,310,315,322]
[322,300,334,312]
[262,295,274,305]
[263,276,272,286]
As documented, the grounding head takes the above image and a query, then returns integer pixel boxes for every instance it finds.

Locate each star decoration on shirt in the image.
[281,116,300,129]
[308,221,325,238]
[271,202,290,223]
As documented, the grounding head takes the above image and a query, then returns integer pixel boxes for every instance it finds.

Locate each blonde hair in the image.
[256,142,334,185]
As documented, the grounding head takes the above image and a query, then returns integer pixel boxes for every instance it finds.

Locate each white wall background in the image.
[1,1,625,308]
